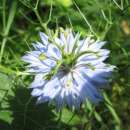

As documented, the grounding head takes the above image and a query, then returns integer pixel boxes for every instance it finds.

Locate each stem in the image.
[34,0,40,10]
[33,9,48,34]
[54,61,63,75]
[0,0,17,63]
[73,0,97,37]
[46,0,53,24]
[4,1,17,36]
[0,38,7,62]
[0,65,29,76]
[103,92,121,130]
[2,0,6,32]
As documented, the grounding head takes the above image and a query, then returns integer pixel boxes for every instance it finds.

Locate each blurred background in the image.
[0,0,130,130]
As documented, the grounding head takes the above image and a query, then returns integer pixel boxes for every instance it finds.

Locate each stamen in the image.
[39,53,46,60]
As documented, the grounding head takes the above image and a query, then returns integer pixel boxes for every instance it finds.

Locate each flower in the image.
[22,28,115,110]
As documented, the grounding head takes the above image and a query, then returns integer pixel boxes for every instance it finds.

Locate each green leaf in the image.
[0,73,11,90]
[0,73,13,108]
[60,108,81,125]
[0,73,13,124]
[0,110,13,124]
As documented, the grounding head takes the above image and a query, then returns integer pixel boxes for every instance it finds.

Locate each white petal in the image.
[47,44,62,60]
[67,32,75,53]
[55,37,64,46]
[30,74,47,88]
[32,42,46,52]
[43,77,61,99]
[31,88,43,96]
[88,41,106,50]
[79,37,94,52]
[39,32,49,45]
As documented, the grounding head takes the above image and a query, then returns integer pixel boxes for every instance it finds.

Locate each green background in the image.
[0,0,130,130]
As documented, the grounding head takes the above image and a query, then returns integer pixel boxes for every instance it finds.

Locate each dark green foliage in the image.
[0,0,130,129]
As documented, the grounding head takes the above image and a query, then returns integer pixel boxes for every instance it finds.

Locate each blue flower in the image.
[22,29,115,110]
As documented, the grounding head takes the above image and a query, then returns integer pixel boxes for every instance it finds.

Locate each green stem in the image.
[0,0,17,63]
[73,0,97,37]
[34,0,40,10]
[46,0,53,24]
[54,61,63,75]
[103,92,121,130]
[0,65,29,76]
[0,38,7,62]
[2,0,6,32]
[33,9,48,34]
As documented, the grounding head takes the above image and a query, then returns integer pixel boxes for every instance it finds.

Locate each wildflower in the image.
[22,29,115,110]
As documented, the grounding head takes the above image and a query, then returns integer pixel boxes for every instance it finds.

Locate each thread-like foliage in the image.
[0,0,130,130]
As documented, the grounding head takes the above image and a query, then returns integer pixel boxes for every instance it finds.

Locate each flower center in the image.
[44,53,76,80]
[60,54,76,73]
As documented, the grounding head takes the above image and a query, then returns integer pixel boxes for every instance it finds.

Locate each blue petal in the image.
[81,81,102,103]
[47,44,62,60]
[41,58,56,67]
[66,31,75,53]
[31,88,43,97]
[39,32,49,45]
[89,41,106,50]
[73,69,102,102]
[42,77,61,99]
[30,74,47,88]
[32,42,47,52]
[55,37,64,46]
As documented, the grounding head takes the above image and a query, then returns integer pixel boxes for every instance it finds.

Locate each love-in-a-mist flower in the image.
[22,28,115,110]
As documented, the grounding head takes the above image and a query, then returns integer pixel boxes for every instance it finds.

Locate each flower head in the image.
[22,28,115,110]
